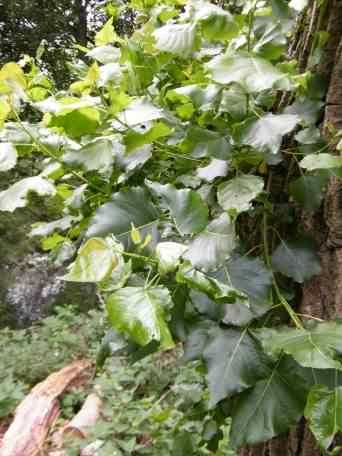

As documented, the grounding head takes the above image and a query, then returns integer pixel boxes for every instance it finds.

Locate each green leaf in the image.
[153,23,197,55]
[86,187,160,241]
[155,242,188,275]
[0,176,55,212]
[98,63,122,87]
[106,286,174,349]
[147,182,208,235]
[49,107,100,138]
[183,320,216,362]
[260,320,342,370]
[300,153,342,170]
[176,262,248,304]
[183,213,237,272]
[95,18,117,46]
[230,358,307,448]
[168,84,221,111]
[87,45,121,64]
[217,175,264,214]
[182,126,232,159]
[204,327,270,406]
[196,1,239,42]
[289,175,328,213]
[219,86,247,121]
[124,122,172,152]
[63,139,116,174]
[30,215,76,237]
[63,238,119,282]
[206,54,290,92]
[271,237,321,283]
[116,98,165,128]
[305,384,342,450]
[216,255,273,326]
[196,159,228,182]
[0,142,17,171]
[42,232,65,251]
[241,113,299,156]
[284,97,324,125]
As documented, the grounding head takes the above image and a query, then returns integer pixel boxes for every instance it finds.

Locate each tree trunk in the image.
[239,1,342,455]
[74,0,88,46]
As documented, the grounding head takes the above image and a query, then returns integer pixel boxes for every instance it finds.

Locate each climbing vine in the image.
[1,0,342,452]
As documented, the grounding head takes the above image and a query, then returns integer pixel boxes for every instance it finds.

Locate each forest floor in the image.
[0,306,234,455]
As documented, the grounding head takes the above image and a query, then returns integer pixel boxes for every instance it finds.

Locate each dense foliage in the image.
[1,0,342,452]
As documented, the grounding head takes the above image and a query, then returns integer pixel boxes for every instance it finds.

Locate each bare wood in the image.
[0,360,91,456]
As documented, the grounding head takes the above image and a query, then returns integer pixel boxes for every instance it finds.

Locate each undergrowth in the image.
[0,306,234,455]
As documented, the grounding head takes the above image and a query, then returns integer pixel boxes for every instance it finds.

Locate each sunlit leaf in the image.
[206,54,291,92]
[153,23,197,55]
[217,175,264,214]
[0,176,55,212]
[260,320,342,370]
[63,238,119,282]
[155,242,188,275]
[0,142,17,171]
[241,113,299,156]
[300,153,342,170]
[305,384,342,450]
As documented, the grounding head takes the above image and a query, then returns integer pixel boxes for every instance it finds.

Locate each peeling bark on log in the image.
[0,360,92,456]
[53,393,102,447]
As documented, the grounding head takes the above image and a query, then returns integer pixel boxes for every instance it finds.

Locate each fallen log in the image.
[53,393,102,444]
[0,360,92,456]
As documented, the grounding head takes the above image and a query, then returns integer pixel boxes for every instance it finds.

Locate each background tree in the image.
[0,0,106,86]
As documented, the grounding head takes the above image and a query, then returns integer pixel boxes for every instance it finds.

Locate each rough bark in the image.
[239,2,342,455]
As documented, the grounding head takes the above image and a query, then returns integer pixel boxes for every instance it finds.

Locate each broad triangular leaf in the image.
[305,384,342,450]
[95,18,117,46]
[284,97,323,125]
[206,54,290,92]
[260,320,342,370]
[300,153,342,170]
[183,213,237,271]
[216,255,273,326]
[153,23,197,55]
[217,175,264,214]
[106,286,174,349]
[289,175,328,213]
[196,159,228,182]
[0,176,55,212]
[148,182,208,235]
[63,139,116,174]
[86,187,160,241]
[272,237,321,283]
[195,1,239,42]
[230,358,307,448]
[241,113,299,156]
[168,84,221,111]
[182,126,232,159]
[116,98,165,128]
[63,238,118,282]
[204,327,270,406]
[176,262,248,304]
